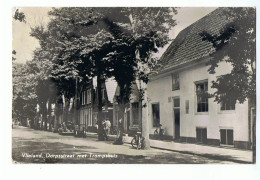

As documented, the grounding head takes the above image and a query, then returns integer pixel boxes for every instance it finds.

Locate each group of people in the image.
[101,118,124,145]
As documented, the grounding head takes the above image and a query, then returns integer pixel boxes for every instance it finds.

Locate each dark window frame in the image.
[131,102,139,125]
[152,103,160,127]
[185,100,189,114]
[172,73,180,91]
[196,127,207,144]
[195,80,208,113]
[81,91,86,105]
[220,101,236,111]
[86,88,92,104]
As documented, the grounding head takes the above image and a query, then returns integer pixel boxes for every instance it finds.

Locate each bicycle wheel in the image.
[131,138,138,149]
[112,127,118,135]
[154,129,158,136]
[114,128,119,135]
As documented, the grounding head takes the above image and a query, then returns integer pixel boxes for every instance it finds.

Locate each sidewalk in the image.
[86,132,253,163]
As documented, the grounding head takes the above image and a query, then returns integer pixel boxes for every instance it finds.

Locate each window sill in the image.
[195,112,209,115]
[218,110,235,114]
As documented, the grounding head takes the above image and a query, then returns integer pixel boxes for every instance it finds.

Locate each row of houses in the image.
[53,8,255,150]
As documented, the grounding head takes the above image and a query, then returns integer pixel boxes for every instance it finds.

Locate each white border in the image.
[1,1,260,180]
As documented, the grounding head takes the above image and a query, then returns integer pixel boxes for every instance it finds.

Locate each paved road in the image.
[12,126,235,164]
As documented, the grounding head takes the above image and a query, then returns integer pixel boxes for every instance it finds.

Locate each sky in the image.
[12,7,217,64]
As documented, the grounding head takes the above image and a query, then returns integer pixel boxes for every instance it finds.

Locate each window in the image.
[220,129,234,145]
[173,98,180,108]
[80,110,83,124]
[152,103,160,127]
[132,102,139,125]
[80,110,86,125]
[220,101,235,111]
[196,81,208,112]
[86,89,92,104]
[185,100,189,114]
[196,127,207,144]
[87,108,92,126]
[81,91,86,105]
[172,73,180,91]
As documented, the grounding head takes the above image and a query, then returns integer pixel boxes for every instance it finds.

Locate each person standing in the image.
[102,119,108,141]
[105,119,111,135]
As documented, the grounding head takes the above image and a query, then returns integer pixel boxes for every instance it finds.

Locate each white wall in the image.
[147,61,249,142]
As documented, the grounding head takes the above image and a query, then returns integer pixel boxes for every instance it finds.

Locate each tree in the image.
[30,22,78,130]
[200,7,256,105]
[27,48,57,130]
[12,62,37,126]
[101,8,177,147]
[13,8,26,23]
[12,9,33,126]
[30,7,177,141]
[200,7,256,162]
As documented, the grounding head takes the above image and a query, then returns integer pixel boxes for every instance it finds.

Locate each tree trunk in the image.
[40,101,48,131]
[47,101,51,131]
[252,108,256,163]
[54,101,61,132]
[54,113,58,132]
[141,82,150,149]
[118,103,125,124]
[33,115,38,130]
[97,74,104,141]
[73,78,78,125]
[63,96,70,124]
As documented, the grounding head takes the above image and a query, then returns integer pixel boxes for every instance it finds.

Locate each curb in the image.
[18,127,252,164]
[85,132,251,163]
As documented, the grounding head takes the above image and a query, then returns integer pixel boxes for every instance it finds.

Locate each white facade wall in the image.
[147,61,249,142]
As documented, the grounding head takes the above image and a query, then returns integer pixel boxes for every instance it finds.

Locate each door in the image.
[173,98,180,140]
[196,128,207,144]
[220,129,233,145]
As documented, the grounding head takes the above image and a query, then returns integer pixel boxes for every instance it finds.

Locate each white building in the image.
[147,8,254,150]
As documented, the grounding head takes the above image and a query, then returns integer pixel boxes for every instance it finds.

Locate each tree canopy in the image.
[42,7,177,103]
[14,7,178,134]
[12,62,37,125]
[200,7,256,105]
[13,9,26,23]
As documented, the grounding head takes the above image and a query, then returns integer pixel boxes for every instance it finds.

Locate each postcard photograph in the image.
[11,7,256,164]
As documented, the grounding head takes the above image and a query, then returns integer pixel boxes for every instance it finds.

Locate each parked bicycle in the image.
[131,132,144,150]
[110,126,119,135]
[154,124,165,139]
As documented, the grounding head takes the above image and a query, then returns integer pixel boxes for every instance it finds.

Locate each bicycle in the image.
[131,132,144,150]
[154,124,165,140]
[110,126,119,135]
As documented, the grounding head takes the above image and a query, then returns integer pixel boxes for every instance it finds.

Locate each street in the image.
[12,126,236,164]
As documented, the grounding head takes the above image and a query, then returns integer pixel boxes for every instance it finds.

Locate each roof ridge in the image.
[156,7,232,74]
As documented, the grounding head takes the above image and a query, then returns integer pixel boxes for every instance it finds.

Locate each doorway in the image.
[173,97,180,140]
[220,129,233,145]
[196,127,207,144]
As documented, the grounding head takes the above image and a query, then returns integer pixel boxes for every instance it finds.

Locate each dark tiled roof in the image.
[159,7,232,72]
